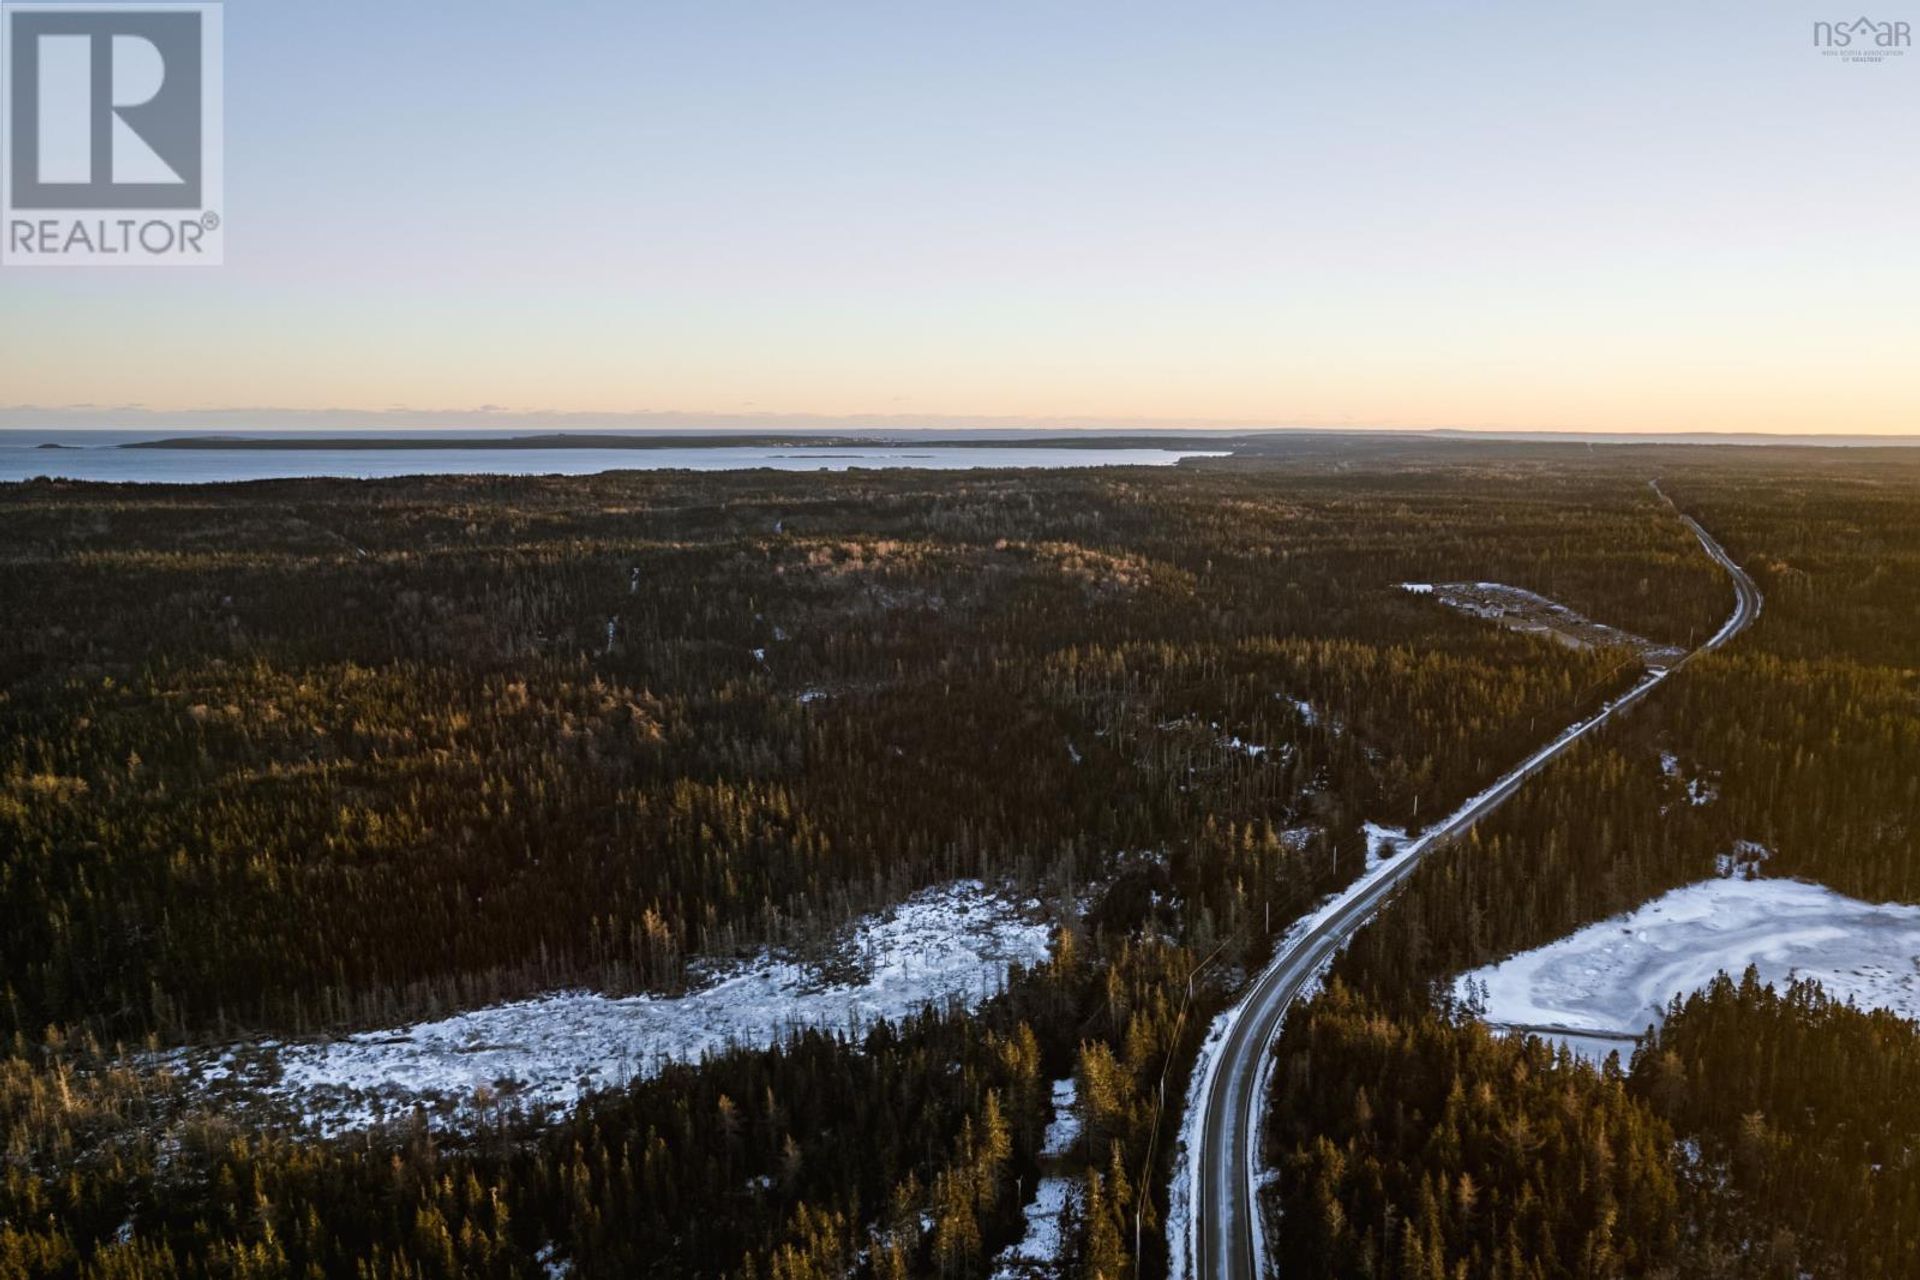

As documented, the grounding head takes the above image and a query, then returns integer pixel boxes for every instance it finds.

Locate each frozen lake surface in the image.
[1455,875,1920,1061]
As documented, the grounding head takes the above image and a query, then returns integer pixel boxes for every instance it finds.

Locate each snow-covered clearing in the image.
[991,1078,1083,1279]
[1456,875,1920,1062]
[165,881,1051,1135]
[1041,1078,1082,1159]
[992,1177,1077,1279]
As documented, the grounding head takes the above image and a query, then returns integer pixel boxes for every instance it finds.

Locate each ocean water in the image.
[0,431,1227,484]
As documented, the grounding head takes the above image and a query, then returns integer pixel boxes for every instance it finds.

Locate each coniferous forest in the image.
[1266,445,1920,1279]
[2,439,1917,1277]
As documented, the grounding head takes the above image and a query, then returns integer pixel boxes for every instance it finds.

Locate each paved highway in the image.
[1187,498,1761,1280]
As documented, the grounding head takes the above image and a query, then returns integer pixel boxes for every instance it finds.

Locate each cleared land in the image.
[1403,580,1687,667]
[162,881,1050,1134]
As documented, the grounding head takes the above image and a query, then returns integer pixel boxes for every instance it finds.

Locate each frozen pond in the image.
[1455,875,1920,1061]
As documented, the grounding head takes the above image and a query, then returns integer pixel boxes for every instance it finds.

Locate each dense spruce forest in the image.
[1,440,1914,1278]
[0,448,1721,1046]
[1268,447,1920,1278]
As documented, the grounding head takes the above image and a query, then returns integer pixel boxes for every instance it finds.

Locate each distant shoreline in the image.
[121,432,1251,452]
[3,425,1889,451]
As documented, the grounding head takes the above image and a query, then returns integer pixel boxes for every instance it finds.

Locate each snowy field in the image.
[166,881,1051,1134]
[1456,876,1920,1061]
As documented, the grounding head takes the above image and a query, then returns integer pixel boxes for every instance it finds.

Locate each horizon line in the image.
[2,405,1916,442]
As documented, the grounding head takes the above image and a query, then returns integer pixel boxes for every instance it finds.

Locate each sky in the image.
[4,0,1917,435]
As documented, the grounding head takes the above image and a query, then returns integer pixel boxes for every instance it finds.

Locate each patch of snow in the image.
[167,882,1051,1135]
[1040,1078,1081,1160]
[1400,582,1434,595]
[991,1177,1077,1279]
[797,688,828,705]
[1277,825,1319,853]
[534,1242,572,1279]
[1361,823,1408,873]
[1659,750,1718,808]
[1456,876,1920,1061]
[1273,694,1321,728]
[1160,711,1298,763]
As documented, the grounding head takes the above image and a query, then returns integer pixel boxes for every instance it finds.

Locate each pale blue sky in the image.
[5,0,1917,432]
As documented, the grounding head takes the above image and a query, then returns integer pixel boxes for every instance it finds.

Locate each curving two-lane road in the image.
[1187,496,1761,1280]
